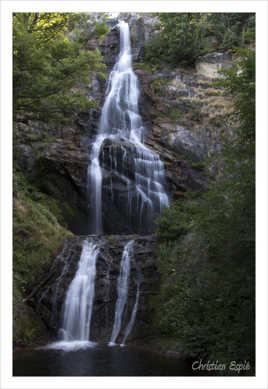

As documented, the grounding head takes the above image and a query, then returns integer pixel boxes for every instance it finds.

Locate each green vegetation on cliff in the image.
[153,46,255,370]
[13,165,72,344]
[144,13,255,66]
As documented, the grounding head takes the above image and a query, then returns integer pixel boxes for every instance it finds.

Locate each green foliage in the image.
[153,235,254,369]
[93,22,109,39]
[154,47,255,367]
[144,13,255,66]
[215,48,255,143]
[13,13,106,122]
[156,202,195,240]
[133,61,159,73]
[207,13,255,50]
[144,13,214,66]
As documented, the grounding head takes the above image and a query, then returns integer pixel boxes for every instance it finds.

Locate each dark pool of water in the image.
[13,343,204,377]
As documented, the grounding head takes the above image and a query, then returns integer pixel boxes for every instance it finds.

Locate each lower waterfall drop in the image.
[44,240,99,351]
[61,240,99,341]
[120,282,140,347]
[109,240,134,346]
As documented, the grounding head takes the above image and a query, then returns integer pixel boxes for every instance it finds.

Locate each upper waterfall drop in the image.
[88,20,169,234]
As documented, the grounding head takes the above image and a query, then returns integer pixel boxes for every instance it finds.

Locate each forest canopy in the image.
[13,12,106,122]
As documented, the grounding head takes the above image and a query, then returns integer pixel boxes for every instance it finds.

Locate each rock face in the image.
[195,52,233,78]
[163,125,210,162]
[31,234,159,343]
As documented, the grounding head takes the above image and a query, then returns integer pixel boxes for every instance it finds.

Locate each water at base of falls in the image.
[40,340,97,352]
[15,345,202,376]
[88,20,169,234]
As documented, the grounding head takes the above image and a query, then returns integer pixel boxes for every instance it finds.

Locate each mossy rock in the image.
[13,282,49,346]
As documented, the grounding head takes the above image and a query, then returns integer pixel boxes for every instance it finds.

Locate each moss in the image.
[107,235,114,243]
[13,192,71,286]
[13,165,72,345]
[26,133,44,142]
[13,282,49,345]
[188,161,206,171]
[151,79,165,97]
[166,108,182,121]
[24,131,57,145]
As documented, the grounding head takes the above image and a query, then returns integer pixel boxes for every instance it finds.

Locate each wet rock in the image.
[31,234,159,343]
[99,28,120,68]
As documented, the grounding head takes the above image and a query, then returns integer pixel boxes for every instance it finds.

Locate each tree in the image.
[207,13,255,49]
[144,13,255,66]
[155,45,255,366]
[13,13,106,122]
[144,13,212,66]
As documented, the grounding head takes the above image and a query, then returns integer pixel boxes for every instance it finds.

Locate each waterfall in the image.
[88,20,169,234]
[43,240,99,351]
[109,240,134,345]
[88,135,106,234]
[120,283,140,347]
[61,240,99,341]
[44,21,167,352]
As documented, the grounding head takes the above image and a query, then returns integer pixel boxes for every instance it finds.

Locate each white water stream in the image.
[121,282,140,346]
[45,240,99,350]
[88,20,169,234]
[109,240,134,345]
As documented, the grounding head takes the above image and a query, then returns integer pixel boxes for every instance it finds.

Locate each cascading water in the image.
[120,282,140,347]
[61,240,99,341]
[88,20,169,234]
[44,20,168,352]
[109,240,134,346]
[44,240,99,351]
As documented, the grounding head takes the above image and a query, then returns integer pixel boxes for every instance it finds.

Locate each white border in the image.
[1,1,267,389]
